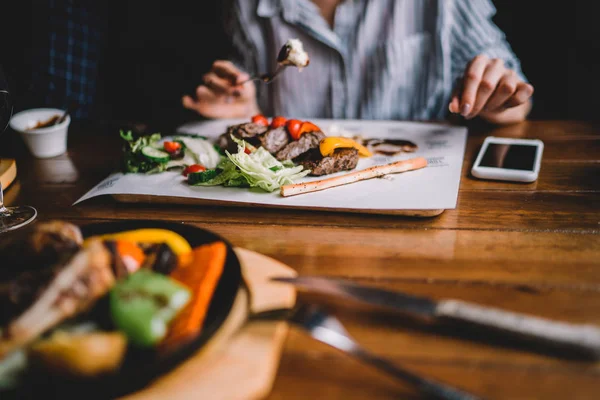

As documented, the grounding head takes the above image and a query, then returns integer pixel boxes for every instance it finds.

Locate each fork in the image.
[289,305,484,400]
[238,65,287,85]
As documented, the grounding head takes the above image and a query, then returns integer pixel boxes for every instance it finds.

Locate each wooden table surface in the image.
[1,120,599,399]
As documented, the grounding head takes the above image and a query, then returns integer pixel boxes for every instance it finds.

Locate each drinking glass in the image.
[0,87,37,232]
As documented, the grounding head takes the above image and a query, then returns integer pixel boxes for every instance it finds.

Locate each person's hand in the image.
[182,60,260,119]
[449,55,534,124]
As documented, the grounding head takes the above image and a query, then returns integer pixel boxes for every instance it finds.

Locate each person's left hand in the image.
[449,55,534,124]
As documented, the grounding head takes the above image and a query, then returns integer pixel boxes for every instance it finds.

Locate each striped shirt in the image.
[226,0,526,121]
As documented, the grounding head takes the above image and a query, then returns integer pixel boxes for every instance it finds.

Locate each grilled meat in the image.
[276,131,326,161]
[0,221,83,281]
[218,122,269,153]
[0,240,115,359]
[227,122,269,138]
[257,126,290,154]
[298,148,360,176]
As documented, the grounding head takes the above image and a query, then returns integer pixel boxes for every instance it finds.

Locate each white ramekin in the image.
[9,108,70,158]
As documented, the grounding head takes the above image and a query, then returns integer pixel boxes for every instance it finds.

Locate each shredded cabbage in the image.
[192,137,310,192]
[175,137,221,169]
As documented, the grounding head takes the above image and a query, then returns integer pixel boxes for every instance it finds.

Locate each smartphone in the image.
[471,136,543,183]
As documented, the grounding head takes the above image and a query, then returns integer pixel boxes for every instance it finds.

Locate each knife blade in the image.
[271,276,438,317]
[271,276,600,358]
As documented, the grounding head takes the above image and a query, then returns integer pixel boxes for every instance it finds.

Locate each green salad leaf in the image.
[120,130,166,174]
[190,136,310,192]
[119,131,221,174]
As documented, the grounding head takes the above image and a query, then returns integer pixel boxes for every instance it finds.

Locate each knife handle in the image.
[435,300,600,357]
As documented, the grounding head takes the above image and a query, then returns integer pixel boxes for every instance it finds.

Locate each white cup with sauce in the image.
[9,108,70,158]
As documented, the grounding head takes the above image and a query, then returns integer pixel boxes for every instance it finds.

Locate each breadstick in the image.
[280,157,428,197]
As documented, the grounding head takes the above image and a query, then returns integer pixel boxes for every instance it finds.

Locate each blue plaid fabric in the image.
[32,0,106,120]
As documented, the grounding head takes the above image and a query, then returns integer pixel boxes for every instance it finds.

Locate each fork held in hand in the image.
[238,65,286,85]
[290,305,484,400]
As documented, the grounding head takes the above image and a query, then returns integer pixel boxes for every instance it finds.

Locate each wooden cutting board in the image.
[123,247,297,400]
[113,195,445,218]
[0,159,17,189]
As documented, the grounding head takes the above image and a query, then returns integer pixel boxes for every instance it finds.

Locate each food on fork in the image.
[277,38,310,69]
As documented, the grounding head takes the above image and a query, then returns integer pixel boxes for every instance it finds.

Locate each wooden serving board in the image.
[123,247,297,400]
[0,159,17,189]
[112,194,445,218]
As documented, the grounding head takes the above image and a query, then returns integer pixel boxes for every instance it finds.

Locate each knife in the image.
[271,276,600,358]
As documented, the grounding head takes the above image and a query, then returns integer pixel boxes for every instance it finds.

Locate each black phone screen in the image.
[479,143,538,171]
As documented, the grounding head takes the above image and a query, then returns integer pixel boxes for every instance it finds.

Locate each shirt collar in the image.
[257,0,282,18]
[258,0,344,53]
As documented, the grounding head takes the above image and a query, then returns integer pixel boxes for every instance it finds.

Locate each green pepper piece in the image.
[110,269,190,347]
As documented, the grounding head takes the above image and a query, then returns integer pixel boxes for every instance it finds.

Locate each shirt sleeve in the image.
[449,0,527,84]
[223,0,272,113]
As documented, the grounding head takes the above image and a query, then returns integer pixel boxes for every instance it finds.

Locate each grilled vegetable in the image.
[251,114,269,126]
[28,331,127,377]
[286,119,303,140]
[161,242,226,350]
[86,228,192,256]
[319,137,372,157]
[143,243,179,275]
[110,270,190,347]
[270,116,287,129]
[115,240,146,274]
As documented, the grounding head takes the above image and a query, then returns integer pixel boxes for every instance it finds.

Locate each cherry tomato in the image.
[244,147,252,154]
[251,114,269,126]
[270,116,287,129]
[286,119,303,140]
[298,121,321,136]
[183,164,206,177]
[163,141,182,153]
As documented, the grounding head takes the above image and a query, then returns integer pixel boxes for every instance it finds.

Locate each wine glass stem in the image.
[0,181,6,213]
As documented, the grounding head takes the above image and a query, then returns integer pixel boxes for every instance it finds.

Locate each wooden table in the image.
[1,120,599,399]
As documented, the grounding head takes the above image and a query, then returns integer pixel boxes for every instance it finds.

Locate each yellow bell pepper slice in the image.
[84,229,192,256]
[319,137,372,158]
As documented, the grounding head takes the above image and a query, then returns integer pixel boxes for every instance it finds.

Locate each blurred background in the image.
[1,0,599,129]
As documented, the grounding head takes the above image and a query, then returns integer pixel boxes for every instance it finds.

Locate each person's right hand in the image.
[182,60,260,119]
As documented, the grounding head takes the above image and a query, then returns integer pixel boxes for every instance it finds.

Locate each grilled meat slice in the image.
[217,132,238,154]
[298,148,359,176]
[218,122,269,153]
[0,221,83,281]
[0,240,115,359]
[276,131,326,161]
[257,126,290,154]
[227,122,269,138]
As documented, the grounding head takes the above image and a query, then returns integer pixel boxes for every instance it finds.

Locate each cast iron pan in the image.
[3,220,242,399]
